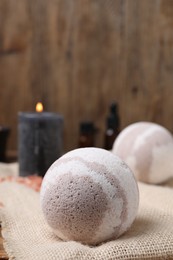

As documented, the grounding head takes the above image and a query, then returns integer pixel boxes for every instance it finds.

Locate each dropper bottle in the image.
[104,102,120,150]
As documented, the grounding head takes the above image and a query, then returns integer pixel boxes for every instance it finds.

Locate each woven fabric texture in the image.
[0,163,18,177]
[0,164,173,259]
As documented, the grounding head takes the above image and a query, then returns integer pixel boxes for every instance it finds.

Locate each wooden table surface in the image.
[0,226,8,260]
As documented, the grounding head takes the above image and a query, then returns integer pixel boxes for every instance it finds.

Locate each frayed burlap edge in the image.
[0,181,173,259]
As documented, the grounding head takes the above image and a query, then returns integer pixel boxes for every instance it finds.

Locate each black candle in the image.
[18,104,64,177]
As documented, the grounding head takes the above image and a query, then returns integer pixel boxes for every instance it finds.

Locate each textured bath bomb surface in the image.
[112,121,173,184]
[40,147,139,245]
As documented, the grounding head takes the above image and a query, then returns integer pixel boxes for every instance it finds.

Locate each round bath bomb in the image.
[112,122,173,184]
[40,147,139,245]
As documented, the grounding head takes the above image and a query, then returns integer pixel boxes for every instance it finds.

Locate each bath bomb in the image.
[112,122,173,184]
[40,147,139,245]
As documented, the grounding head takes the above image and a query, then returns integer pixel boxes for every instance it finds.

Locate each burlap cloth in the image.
[0,163,173,259]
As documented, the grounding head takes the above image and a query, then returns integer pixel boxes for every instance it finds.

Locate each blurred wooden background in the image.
[1,0,173,155]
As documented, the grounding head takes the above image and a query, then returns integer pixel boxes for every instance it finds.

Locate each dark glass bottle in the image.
[78,121,96,148]
[0,126,10,162]
[104,102,120,150]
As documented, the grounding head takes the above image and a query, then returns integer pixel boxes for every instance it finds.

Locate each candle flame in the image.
[36,102,43,112]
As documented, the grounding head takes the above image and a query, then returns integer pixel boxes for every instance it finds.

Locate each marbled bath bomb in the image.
[112,122,173,184]
[40,147,139,245]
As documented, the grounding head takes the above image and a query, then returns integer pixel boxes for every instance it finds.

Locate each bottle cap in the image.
[80,121,95,134]
[107,102,120,129]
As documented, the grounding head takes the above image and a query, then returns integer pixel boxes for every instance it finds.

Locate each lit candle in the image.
[18,103,64,177]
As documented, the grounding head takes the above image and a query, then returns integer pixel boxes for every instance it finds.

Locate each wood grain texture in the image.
[0,227,8,260]
[0,0,173,153]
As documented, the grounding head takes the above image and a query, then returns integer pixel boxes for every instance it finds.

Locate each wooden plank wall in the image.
[0,0,173,154]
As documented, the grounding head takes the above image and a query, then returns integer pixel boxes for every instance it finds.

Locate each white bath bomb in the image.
[112,122,173,184]
[40,147,139,245]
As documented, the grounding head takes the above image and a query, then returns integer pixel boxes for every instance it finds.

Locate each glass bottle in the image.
[104,102,120,150]
[78,121,96,148]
